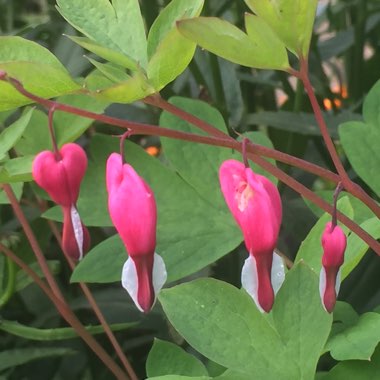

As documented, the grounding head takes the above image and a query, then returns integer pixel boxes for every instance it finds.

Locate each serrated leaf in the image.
[177,17,289,70]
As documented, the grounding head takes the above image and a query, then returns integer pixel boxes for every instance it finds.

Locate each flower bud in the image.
[106,153,166,313]
[219,159,284,312]
[319,222,346,313]
[32,143,90,260]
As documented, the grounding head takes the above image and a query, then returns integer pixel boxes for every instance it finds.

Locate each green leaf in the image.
[177,17,289,70]
[146,339,208,378]
[295,197,354,273]
[86,59,130,83]
[324,346,380,379]
[15,261,61,292]
[70,235,124,283]
[160,97,278,210]
[0,320,136,341]
[246,110,362,139]
[159,278,299,379]
[92,71,155,103]
[0,36,80,111]
[342,217,380,280]
[272,263,332,379]
[0,156,34,183]
[56,0,147,69]
[340,80,380,197]
[147,0,204,89]
[244,0,318,56]
[0,108,34,160]
[304,191,376,224]
[325,312,380,361]
[148,377,210,380]
[66,35,140,71]
[0,348,75,372]
[60,135,242,283]
[15,97,106,156]
[0,182,23,204]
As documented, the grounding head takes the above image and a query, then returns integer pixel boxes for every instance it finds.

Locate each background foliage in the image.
[1,0,380,379]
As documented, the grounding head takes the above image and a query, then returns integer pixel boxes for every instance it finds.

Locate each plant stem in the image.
[0,256,16,307]
[1,184,130,380]
[2,74,380,254]
[292,62,380,219]
[37,199,138,380]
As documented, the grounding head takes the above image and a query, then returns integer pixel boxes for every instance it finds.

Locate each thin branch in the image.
[37,199,138,380]
[1,185,130,380]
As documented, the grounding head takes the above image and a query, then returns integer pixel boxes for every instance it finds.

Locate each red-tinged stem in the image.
[2,75,380,253]
[37,199,138,380]
[299,59,349,182]
[332,182,344,229]
[1,185,130,380]
[2,75,338,183]
[247,154,380,255]
[48,105,61,160]
[119,130,133,165]
[293,60,380,220]
[145,86,380,220]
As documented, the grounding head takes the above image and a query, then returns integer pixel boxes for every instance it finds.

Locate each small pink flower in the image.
[32,143,90,260]
[319,222,346,313]
[219,159,284,312]
[106,153,166,313]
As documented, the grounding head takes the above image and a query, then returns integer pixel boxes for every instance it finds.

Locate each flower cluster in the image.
[32,141,345,314]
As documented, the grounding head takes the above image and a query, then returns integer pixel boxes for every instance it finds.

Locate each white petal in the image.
[241,255,264,313]
[319,267,327,312]
[152,253,167,296]
[71,205,84,261]
[271,252,285,295]
[121,258,143,312]
[335,268,341,296]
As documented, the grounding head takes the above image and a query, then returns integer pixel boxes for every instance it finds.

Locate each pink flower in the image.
[219,159,284,312]
[319,222,346,313]
[106,153,166,313]
[32,143,90,260]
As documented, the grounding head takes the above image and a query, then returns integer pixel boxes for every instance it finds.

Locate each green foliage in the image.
[0,37,80,111]
[244,0,318,56]
[146,339,208,377]
[295,197,354,273]
[68,134,242,283]
[340,80,380,197]
[177,17,289,70]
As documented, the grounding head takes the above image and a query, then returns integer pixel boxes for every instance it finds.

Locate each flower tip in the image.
[122,253,167,313]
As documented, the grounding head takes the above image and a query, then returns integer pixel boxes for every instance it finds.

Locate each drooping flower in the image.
[106,153,167,313]
[32,143,90,260]
[319,222,346,313]
[219,159,284,312]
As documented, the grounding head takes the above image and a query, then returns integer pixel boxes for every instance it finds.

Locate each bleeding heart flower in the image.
[32,143,90,260]
[106,153,167,313]
[219,159,284,312]
[319,222,346,313]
